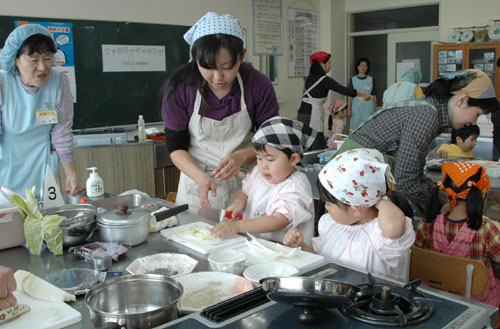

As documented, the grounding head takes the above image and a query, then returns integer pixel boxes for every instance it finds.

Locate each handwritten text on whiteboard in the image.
[102,45,166,72]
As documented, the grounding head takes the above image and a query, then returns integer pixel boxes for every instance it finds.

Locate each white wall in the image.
[3,0,500,129]
[345,0,500,42]
[1,0,323,123]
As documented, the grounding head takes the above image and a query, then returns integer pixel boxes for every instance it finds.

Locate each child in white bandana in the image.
[283,148,416,281]
[210,117,316,245]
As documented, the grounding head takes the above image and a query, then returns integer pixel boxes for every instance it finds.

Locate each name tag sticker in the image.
[36,110,58,125]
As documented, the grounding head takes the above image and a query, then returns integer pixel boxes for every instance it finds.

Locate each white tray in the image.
[160,221,246,255]
[233,243,325,272]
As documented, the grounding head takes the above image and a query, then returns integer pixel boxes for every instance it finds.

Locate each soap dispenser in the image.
[86,167,104,198]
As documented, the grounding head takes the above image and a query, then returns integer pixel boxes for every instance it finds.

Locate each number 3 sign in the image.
[42,164,65,209]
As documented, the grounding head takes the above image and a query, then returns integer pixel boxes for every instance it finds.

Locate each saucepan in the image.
[85,274,183,328]
[260,276,359,324]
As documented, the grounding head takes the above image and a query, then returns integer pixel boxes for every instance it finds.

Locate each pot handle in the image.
[95,323,122,329]
[116,205,131,216]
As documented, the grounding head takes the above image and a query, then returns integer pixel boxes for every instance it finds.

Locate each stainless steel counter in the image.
[0,211,215,329]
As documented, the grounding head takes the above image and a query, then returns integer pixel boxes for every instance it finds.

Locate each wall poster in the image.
[287,8,318,77]
[252,0,282,56]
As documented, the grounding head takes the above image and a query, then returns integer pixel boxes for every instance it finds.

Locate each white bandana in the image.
[184,12,245,47]
[318,148,395,206]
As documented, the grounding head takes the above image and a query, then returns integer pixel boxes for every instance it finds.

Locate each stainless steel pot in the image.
[85,274,183,328]
[97,205,150,246]
[41,204,97,247]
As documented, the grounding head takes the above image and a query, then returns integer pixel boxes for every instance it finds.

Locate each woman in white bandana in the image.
[283,148,416,281]
[161,12,279,210]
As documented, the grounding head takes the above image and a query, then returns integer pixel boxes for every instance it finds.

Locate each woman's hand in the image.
[62,162,84,195]
[65,174,83,196]
[283,229,304,248]
[214,152,244,181]
[210,220,241,239]
[195,172,217,208]
[0,266,16,310]
[358,91,371,102]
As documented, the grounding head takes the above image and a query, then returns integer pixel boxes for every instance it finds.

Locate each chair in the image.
[409,246,488,300]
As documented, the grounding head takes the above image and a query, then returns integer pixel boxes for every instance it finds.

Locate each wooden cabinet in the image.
[58,142,181,198]
[58,143,155,196]
[433,41,500,96]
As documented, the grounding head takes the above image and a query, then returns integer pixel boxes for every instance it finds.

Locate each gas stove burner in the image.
[340,276,435,327]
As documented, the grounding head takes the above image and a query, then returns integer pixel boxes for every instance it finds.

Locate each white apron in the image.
[176,74,253,210]
[301,75,327,132]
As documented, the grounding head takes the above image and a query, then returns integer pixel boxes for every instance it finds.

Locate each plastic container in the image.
[0,211,25,250]
[86,167,104,198]
[207,249,247,275]
[138,115,146,142]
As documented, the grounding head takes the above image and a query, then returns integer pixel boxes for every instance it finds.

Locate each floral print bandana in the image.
[318,148,395,206]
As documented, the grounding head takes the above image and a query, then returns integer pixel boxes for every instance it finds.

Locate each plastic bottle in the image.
[137,115,146,142]
[86,167,104,198]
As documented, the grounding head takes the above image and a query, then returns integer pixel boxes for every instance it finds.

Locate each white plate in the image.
[460,30,474,42]
[488,25,500,41]
[174,272,253,312]
[448,31,462,43]
[243,262,298,284]
[126,253,198,277]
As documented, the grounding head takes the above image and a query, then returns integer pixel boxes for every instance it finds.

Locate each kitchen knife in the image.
[154,204,189,221]
[197,208,243,222]
[0,304,31,326]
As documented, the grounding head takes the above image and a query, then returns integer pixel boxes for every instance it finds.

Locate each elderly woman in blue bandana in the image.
[0,24,79,198]
[161,12,279,209]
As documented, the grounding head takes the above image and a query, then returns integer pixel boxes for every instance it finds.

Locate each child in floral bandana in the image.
[283,148,415,281]
[415,162,500,306]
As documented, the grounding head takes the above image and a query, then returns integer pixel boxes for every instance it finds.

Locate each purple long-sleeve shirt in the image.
[0,72,75,163]
[162,63,279,132]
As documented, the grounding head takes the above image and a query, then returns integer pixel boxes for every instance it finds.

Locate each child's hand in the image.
[210,220,241,239]
[283,229,304,248]
[226,204,244,220]
[437,149,448,158]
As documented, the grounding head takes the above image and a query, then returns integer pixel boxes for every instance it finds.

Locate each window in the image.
[352,5,439,32]
[260,55,278,84]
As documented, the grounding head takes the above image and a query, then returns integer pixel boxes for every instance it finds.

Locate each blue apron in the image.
[382,82,417,106]
[0,70,60,199]
[349,75,375,131]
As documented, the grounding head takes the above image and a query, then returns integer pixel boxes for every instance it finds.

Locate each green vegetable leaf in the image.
[11,194,29,219]
[23,214,43,255]
[25,187,42,220]
[11,186,65,256]
[41,215,64,256]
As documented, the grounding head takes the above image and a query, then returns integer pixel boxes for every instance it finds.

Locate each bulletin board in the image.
[0,15,190,130]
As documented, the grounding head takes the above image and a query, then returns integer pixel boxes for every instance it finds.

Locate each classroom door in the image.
[387,30,439,86]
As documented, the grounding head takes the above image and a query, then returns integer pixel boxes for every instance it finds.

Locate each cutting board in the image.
[233,244,325,272]
[160,221,246,254]
[3,291,81,329]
